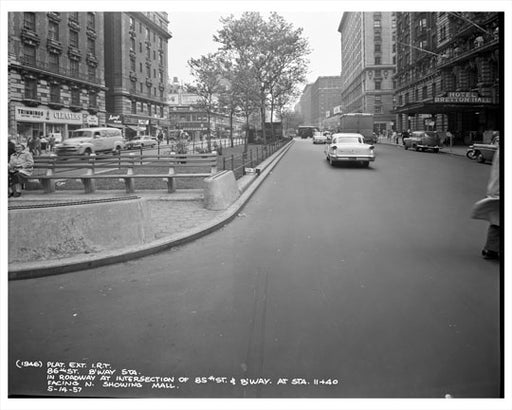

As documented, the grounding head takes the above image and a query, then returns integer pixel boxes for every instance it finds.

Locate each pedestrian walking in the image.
[48,134,56,152]
[401,129,410,145]
[8,138,16,160]
[8,143,34,197]
[471,146,500,259]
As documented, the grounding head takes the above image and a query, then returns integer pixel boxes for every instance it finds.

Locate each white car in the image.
[312,132,328,144]
[324,133,375,167]
[125,135,158,150]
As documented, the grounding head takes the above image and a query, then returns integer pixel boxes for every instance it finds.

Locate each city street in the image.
[9,139,501,399]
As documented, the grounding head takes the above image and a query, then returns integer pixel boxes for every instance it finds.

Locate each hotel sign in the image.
[15,106,83,124]
[434,92,492,104]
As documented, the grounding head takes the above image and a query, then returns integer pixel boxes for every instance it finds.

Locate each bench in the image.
[33,153,218,194]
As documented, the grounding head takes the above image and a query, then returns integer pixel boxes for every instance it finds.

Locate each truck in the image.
[339,113,376,144]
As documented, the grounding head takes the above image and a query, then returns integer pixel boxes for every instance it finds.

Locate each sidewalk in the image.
[8,141,294,280]
[377,138,469,157]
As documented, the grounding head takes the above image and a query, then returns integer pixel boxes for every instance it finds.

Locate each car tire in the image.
[329,157,335,166]
[404,145,408,150]
[361,161,369,168]
[84,149,92,156]
[433,148,439,153]
[112,146,121,155]
[414,145,420,151]
[477,153,486,163]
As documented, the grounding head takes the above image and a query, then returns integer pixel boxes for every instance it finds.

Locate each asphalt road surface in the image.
[9,139,501,399]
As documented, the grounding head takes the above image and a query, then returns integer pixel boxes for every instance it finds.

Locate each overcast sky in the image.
[167,11,343,87]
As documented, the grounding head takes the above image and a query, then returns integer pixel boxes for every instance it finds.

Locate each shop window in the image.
[24,78,38,99]
[23,12,36,31]
[48,21,59,41]
[50,83,61,103]
[70,30,78,48]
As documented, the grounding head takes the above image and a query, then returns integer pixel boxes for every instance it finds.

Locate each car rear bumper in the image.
[331,155,375,162]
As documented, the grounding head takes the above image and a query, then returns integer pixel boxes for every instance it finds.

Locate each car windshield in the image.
[70,131,92,138]
[334,137,361,144]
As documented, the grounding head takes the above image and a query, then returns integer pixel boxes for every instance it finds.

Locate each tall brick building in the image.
[338,12,396,134]
[103,12,172,138]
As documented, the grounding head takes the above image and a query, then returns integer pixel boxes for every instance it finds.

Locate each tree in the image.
[214,12,310,144]
[188,53,224,151]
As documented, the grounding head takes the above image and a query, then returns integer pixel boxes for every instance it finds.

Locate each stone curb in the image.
[8,140,295,280]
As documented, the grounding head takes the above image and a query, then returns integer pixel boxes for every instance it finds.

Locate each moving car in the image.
[125,135,158,150]
[312,131,328,144]
[55,127,124,156]
[403,131,442,153]
[469,136,499,163]
[324,133,375,167]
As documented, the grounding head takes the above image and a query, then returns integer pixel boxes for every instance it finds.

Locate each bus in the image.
[297,126,318,139]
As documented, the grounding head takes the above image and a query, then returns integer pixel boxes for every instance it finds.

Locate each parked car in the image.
[55,127,124,156]
[403,131,442,153]
[125,135,158,150]
[313,131,328,144]
[469,136,499,163]
[324,133,375,167]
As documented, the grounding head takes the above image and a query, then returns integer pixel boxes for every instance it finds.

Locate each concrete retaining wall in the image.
[203,170,240,210]
[8,198,155,263]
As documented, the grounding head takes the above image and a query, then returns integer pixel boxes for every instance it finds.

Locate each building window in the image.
[50,83,61,103]
[159,70,163,83]
[131,100,137,114]
[129,17,135,29]
[23,45,36,65]
[422,86,428,100]
[146,27,150,38]
[87,12,95,29]
[432,82,436,97]
[70,12,79,22]
[140,82,143,92]
[148,104,152,116]
[159,37,163,50]
[146,45,151,59]
[49,53,59,72]
[146,65,151,78]
[373,20,381,28]
[131,38,135,50]
[71,88,81,106]
[139,42,142,52]
[89,92,97,107]
[24,77,37,99]
[23,12,36,31]
[159,53,163,65]
[70,30,79,47]
[375,79,381,90]
[440,25,447,42]
[160,106,164,117]
[375,56,381,65]
[48,21,59,40]
[130,58,136,72]
[88,66,96,82]
[375,43,381,53]
[87,38,95,55]
[415,88,419,101]
[70,59,79,76]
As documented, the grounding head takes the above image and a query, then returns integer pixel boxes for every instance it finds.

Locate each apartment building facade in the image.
[7,11,106,142]
[393,12,501,143]
[338,12,396,134]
